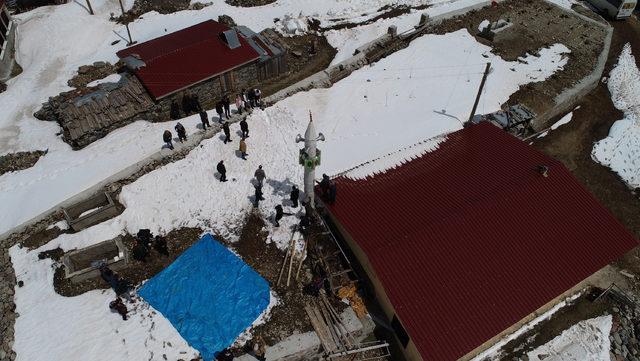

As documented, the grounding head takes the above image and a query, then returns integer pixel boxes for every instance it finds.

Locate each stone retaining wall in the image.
[533,3,613,128]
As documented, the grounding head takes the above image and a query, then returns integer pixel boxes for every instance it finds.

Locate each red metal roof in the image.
[116,20,260,99]
[323,123,638,361]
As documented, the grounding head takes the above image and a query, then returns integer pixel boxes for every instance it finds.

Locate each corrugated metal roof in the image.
[323,122,638,361]
[116,20,259,99]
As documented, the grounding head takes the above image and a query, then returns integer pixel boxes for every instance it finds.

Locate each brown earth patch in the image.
[0,151,46,177]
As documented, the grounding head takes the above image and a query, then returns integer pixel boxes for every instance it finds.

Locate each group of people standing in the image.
[162,88,261,151]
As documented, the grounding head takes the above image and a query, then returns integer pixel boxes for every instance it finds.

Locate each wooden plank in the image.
[315,300,343,352]
[321,294,354,348]
[305,304,336,353]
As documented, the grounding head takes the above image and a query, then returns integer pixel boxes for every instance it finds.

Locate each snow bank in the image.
[86,73,121,87]
[326,11,423,66]
[342,135,446,180]
[0,116,204,236]
[551,111,574,130]
[527,315,612,361]
[471,292,583,360]
[592,43,640,188]
[10,237,199,361]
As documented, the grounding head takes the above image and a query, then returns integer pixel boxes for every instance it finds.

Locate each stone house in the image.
[117,19,287,119]
[0,0,16,81]
[37,19,287,149]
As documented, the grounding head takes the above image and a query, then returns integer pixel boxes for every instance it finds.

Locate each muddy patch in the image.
[51,227,203,297]
[116,0,211,24]
[431,0,608,125]
[261,33,337,97]
[225,0,276,7]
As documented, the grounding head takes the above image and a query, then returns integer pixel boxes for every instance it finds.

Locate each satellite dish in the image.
[295,134,304,143]
[317,132,325,142]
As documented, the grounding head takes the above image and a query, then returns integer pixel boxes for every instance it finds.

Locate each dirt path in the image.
[532,17,640,272]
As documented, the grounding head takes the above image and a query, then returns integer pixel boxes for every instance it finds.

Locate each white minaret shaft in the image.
[303,116,317,208]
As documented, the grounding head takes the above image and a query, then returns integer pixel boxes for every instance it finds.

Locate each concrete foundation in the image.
[63,192,120,232]
[235,307,375,361]
[62,236,129,283]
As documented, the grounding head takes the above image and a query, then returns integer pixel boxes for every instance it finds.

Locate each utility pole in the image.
[85,0,94,15]
[468,62,492,123]
[118,0,135,46]
[296,112,325,210]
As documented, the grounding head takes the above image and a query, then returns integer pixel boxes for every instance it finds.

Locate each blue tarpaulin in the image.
[138,234,270,360]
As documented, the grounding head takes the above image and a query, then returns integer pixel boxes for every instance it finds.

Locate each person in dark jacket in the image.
[99,265,119,290]
[132,239,149,262]
[222,121,232,144]
[318,174,330,198]
[175,122,187,142]
[109,298,128,321]
[154,235,169,256]
[170,100,181,120]
[274,205,284,227]
[240,119,249,138]
[254,184,264,207]
[254,165,265,186]
[163,130,174,150]
[222,95,231,118]
[247,88,256,108]
[299,213,310,235]
[217,160,227,182]
[328,181,337,204]
[199,110,211,130]
[290,185,299,208]
[215,101,224,123]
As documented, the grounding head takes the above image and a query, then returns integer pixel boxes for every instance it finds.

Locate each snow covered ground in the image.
[0,0,472,237]
[528,315,612,361]
[592,43,640,189]
[6,1,574,360]
[11,28,569,360]
[537,110,575,138]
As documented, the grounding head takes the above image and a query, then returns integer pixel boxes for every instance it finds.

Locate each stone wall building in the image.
[37,19,287,149]
[0,0,16,81]
[117,19,287,120]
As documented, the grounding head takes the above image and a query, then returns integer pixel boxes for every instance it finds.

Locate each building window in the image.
[391,315,410,348]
